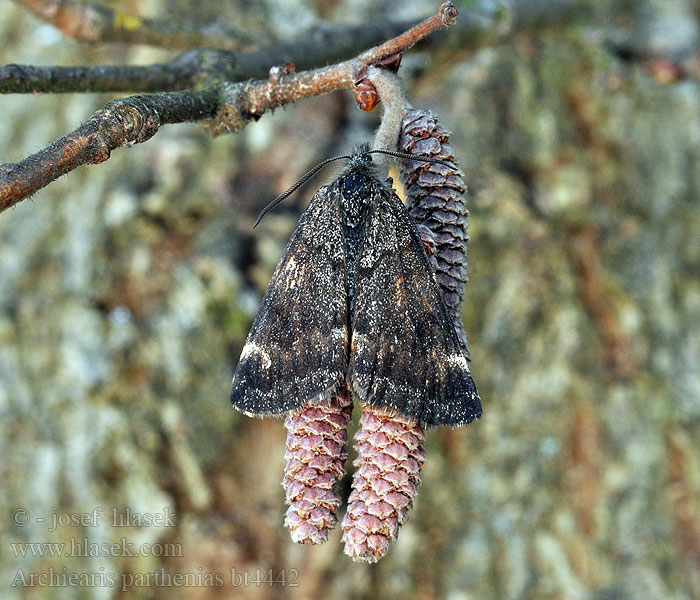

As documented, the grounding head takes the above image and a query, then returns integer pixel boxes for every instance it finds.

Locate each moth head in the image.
[341,169,369,196]
[253,145,455,228]
[339,148,380,195]
[336,154,382,224]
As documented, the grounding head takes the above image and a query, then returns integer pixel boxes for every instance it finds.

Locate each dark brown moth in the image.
[230,145,481,427]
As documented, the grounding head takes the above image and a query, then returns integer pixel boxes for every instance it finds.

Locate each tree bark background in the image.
[1,1,699,599]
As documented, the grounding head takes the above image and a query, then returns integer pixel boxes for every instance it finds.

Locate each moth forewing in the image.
[230,187,349,417]
[347,184,481,427]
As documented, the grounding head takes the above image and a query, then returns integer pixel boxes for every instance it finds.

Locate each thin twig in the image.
[212,3,455,133]
[0,3,456,212]
[13,0,258,51]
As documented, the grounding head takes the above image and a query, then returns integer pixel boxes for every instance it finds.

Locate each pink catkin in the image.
[342,406,425,562]
[283,390,352,544]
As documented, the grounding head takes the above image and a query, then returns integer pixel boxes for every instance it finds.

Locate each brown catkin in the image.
[341,406,425,562]
[283,390,352,544]
[398,108,471,354]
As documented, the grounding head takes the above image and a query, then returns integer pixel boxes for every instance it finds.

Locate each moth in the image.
[230,145,481,427]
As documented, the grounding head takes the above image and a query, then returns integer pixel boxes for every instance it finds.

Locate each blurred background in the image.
[1,0,699,598]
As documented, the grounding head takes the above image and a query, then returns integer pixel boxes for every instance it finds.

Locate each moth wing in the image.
[348,188,481,426]
[231,186,348,416]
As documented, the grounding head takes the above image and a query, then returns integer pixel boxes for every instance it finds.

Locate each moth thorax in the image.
[339,169,372,227]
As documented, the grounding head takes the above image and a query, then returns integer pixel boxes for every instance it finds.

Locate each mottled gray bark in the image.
[1,1,699,599]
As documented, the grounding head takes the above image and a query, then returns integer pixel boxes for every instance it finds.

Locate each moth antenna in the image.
[367,149,456,169]
[253,154,352,228]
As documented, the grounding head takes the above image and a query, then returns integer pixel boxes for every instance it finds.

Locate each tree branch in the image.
[0,16,428,96]
[1,0,590,96]
[0,60,199,94]
[0,0,598,213]
[13,0,259,51]
[0,3,455,212]
[212,2,457,133]
[0,90,218,211]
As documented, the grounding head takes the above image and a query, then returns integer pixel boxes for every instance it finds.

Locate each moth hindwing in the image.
[231,148,481,426]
